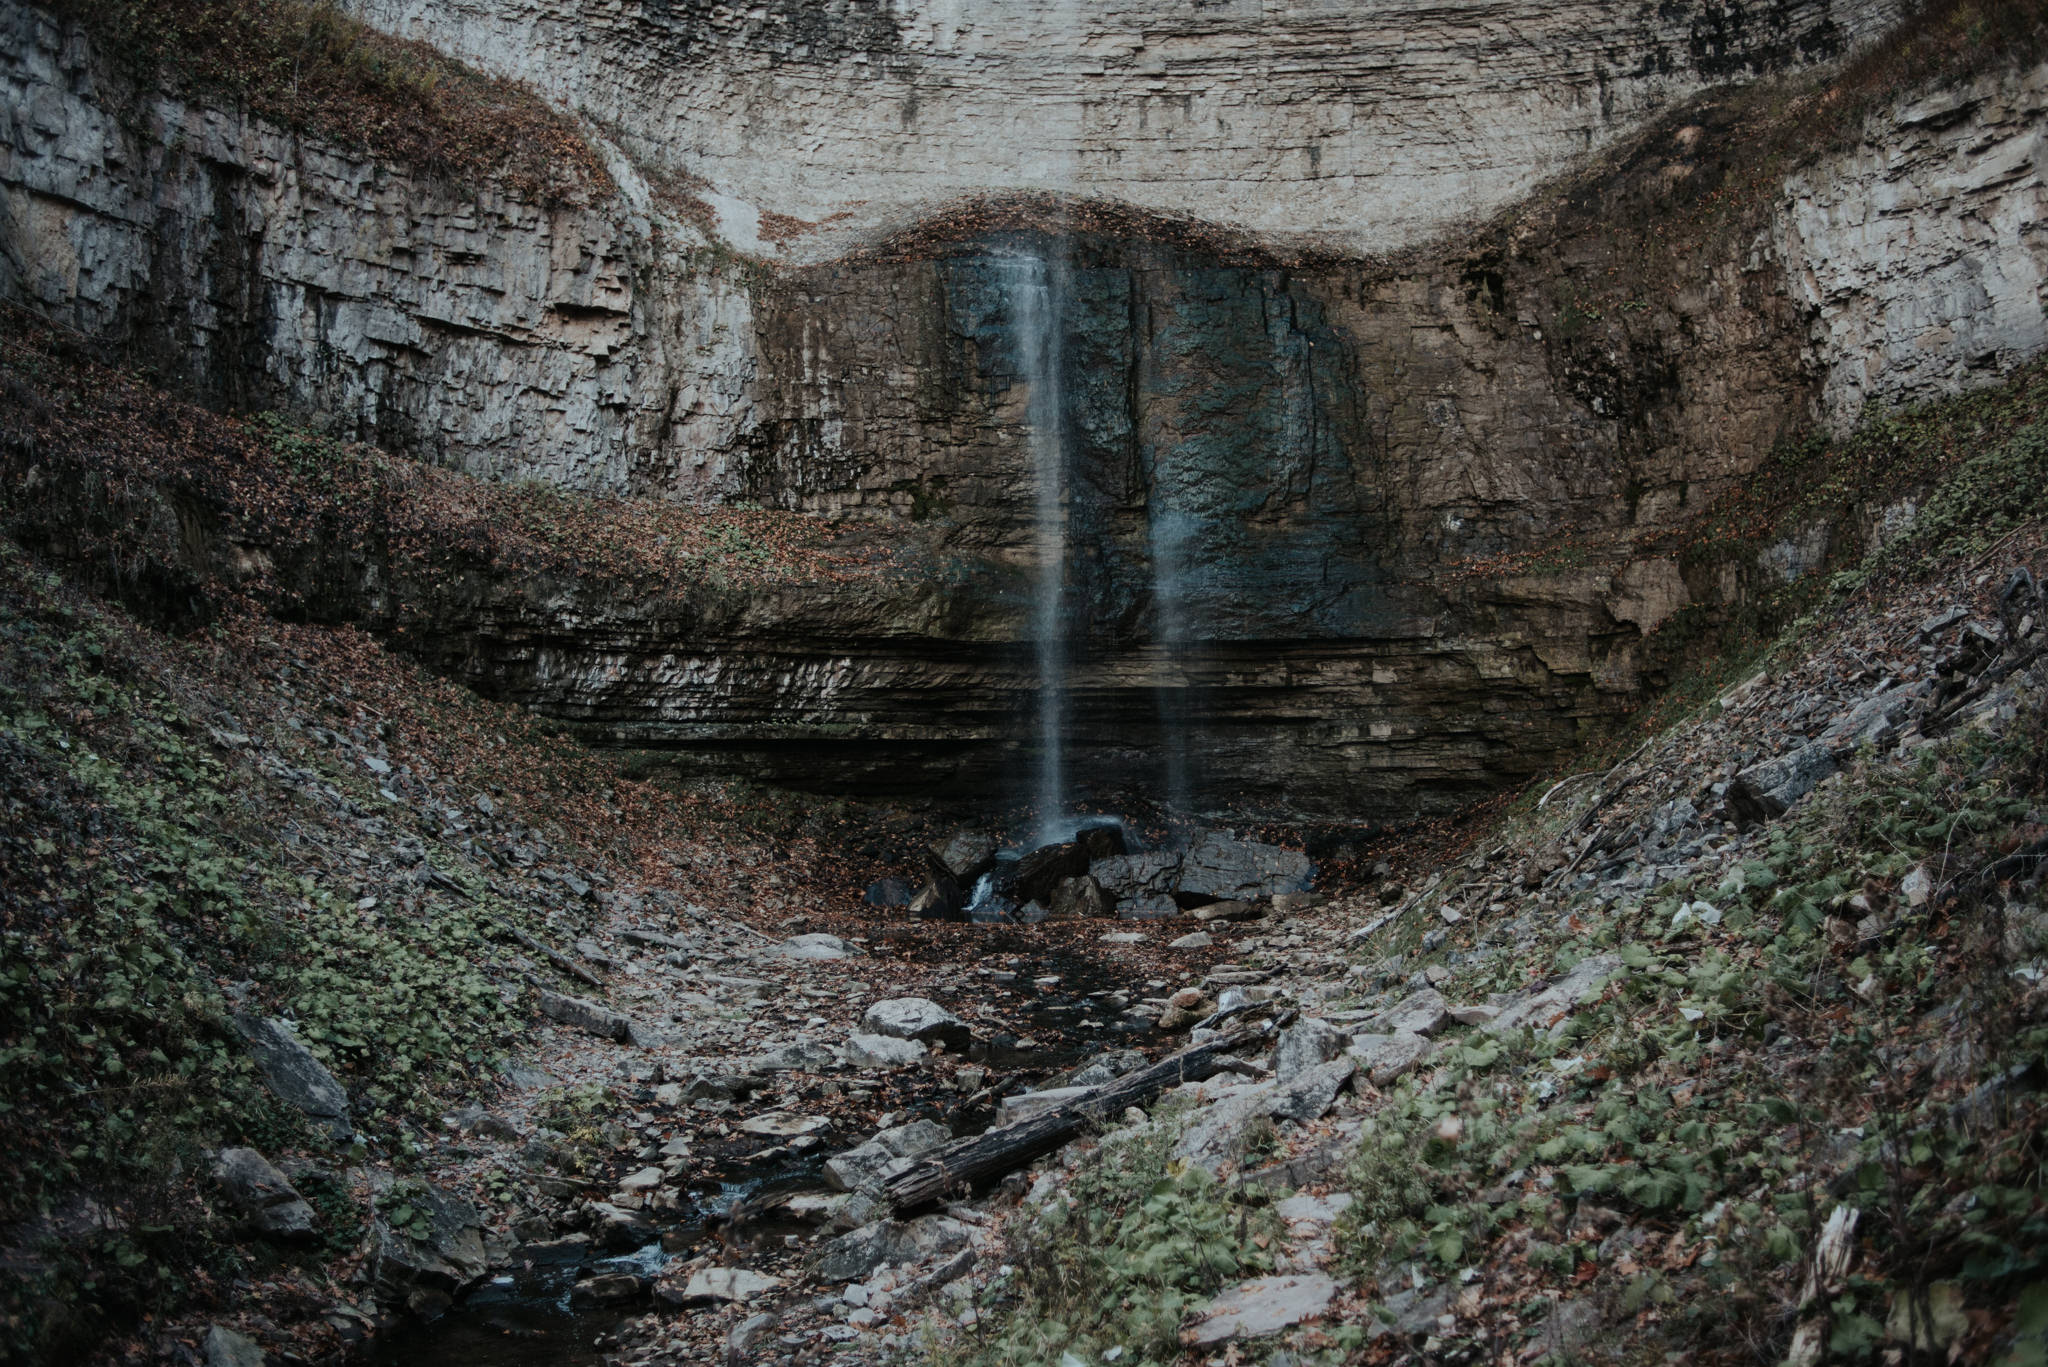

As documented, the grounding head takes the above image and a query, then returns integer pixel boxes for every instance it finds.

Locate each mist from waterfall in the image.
[996,250,1070,845]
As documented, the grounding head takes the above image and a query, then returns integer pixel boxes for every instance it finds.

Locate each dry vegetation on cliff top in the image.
[0,310,897,624]
[36,0,610,202]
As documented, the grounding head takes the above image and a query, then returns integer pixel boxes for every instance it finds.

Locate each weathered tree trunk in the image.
[880,1027,1261,1212]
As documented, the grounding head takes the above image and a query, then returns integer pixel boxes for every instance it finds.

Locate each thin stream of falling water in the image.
[1005,250,1069,845]
[1149,505,1195,830]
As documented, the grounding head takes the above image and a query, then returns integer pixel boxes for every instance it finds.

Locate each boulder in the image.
[1372,987,1450,1037]
[535,990,632,1043]
[587,1201,656,1250]
[1269,1057,1355,1123]
[1177,1084,1279,1172]
[1091,851,1182,903]
[1725,743,1843,824]
[932,830,998,883]
[1482,953,1626,1035]
[1348,1032,1431,1086]
[1184,1272,1339,1345]
[823,1119,951,1192]
[1075,824,1128,862]
[864,877,915,908]
[1048,874,1112,919]
[814,1216,973,1283]
[1273,1017,1349,1085]
[1176,833,1312,902]
[1015,842,1090,904]
[909,878,964,920]
[231,1016,351,1140]
[204,1326,266,1367]
[212,1148,317,1242]
[845,1033,927,1068]
[861,998,972,1051]
[369,1181,490,1308]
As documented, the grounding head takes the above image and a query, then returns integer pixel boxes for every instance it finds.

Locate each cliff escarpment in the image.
[3,0,2046,820]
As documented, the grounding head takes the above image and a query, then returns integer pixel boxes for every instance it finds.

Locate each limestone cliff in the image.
[3,0,2045,820]
[342,0,1912,263]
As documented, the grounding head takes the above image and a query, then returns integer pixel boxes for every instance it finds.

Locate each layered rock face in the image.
[342,0,1911,262]
[4,0,2046,820]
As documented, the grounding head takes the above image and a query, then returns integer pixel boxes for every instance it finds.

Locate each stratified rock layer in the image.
[3,0,2045,819]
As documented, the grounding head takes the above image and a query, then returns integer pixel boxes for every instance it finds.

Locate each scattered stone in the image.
[1098,930,1148,945]
[535,990,632,1043]
[739,1112,830,1137]
[861,998,972,1051]
[1178,1085,1279,1172]
[1184,1272,1339,1344]
[1156,987,1215,1032]
[1274,1192,1354,1223]
[782,933,853,960]
[995,1086,1092,1126]
[1671,901,1723,931]
[1726,743,1842,824]
[845,1033,927,1068]
[1191,899,1265,923]
[212,1148,317,1242]
[1448,1004,1499,1026]
[570,1273,646,1308]
[1076,824,1129,861]
[1091,851,1182,904]
[1902,865,1934,907]
[617,1166,666,1193]
[1170,931,1214,949]
[749,1042,839,1072]
[230,1016,352,1140]
[675,1267,785,1305]
[726,1312,780,1364]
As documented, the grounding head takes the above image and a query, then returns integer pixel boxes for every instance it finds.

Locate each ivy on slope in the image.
[1320,660,2048,1360]
[0,526,748,1359]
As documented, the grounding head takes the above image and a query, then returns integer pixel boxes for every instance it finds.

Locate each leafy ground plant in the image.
[929,1106,1280,1367]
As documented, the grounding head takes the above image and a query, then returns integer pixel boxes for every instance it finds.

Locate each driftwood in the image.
[879,1027,1262,1212]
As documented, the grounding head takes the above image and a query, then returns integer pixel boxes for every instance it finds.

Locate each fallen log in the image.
[493,920,605,989]
[879,1026,1263,1212]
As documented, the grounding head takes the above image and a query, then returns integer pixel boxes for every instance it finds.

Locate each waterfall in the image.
[998,249,1070,845]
